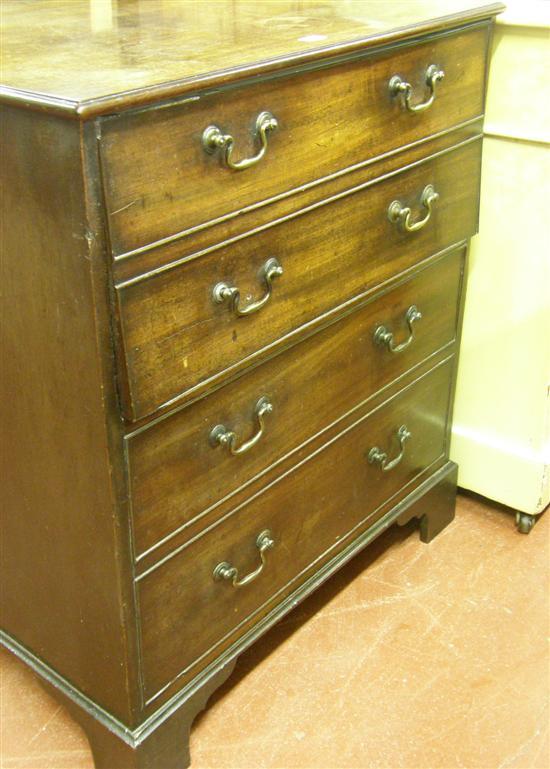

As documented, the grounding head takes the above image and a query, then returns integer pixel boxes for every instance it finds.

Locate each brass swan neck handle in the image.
[374,306,422,353]
[368,425,411,472]
[209,396,273,456]
[213,530,275,588]
[202,111,278,171]
[212,258,283,317]
[388,185,439,233]
[389,64,445,114]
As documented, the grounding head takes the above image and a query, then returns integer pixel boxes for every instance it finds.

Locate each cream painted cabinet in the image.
[451,1,550,532]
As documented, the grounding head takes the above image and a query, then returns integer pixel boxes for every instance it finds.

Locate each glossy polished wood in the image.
[100,23,488,256]
[128,246,464,559]
[116,139,481,421]
[112,118,483,285]
[1,0,503,117]
[1,2,502,766]
[138,358,454,700]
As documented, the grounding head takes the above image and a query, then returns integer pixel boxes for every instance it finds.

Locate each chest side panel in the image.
[0,106,134,723]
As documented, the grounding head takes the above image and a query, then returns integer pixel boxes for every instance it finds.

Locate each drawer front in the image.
[100,24,489,256]
[117,139,480,420]
[129,247,464,559]
[137,358,453,700]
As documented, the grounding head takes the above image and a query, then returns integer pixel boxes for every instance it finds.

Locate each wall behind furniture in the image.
[451,0,550,516]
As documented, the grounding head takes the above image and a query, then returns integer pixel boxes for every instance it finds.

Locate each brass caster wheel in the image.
[516,512,536,534]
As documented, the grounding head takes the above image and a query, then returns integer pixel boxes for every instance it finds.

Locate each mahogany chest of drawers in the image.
[0,2,503,767]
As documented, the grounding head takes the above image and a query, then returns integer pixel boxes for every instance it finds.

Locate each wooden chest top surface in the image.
[1,0,503,117]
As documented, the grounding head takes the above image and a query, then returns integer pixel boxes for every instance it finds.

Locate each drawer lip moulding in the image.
[126,245,465,564]
[114,139,481,422]
[136,357,456,703]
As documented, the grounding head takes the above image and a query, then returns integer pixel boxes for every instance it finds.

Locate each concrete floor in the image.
[1,492,548,769]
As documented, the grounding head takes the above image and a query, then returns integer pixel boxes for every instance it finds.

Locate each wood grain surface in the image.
[100,24,488,255]
[1,1,503,117]
[0,106,133,721]
[0,3,503,763]
[128,246,464,559]
[137,358,454,699]
[111,119,483,285]
[116,139,481,421]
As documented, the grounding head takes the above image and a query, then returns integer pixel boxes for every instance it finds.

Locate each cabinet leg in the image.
[42,660,236,769]
[81,709,192,769]
[397,462,458,543]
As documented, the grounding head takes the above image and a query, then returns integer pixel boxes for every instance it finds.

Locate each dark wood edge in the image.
[0,631,135,744]
[88,114,137,438]
[447,240,472,460]
[0,86,79,117]
[0,629,235,752]
[482,18,497,112]
[397,462,458,541]
[0,10,504,119]
[79,121,146,719]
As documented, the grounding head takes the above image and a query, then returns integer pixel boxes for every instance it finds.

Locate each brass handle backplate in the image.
[389,64,445,113]
[202,111,278,171]
[374,305,422,353]
[213,530,275,588]
[210,396,273,456]
[368,425,411,472]
[212,257,283,317]
[388,185,439,233]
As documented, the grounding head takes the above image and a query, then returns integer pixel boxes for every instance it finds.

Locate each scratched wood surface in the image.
[1,0,503,117]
